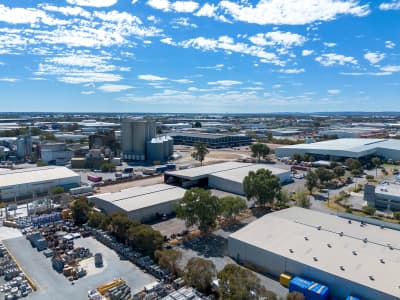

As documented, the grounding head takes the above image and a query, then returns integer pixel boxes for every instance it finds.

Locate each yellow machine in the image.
[97,279,125,295]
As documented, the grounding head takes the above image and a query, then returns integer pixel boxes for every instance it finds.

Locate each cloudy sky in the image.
[0,0,399,113]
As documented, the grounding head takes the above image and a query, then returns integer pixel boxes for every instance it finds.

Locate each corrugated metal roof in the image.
[0,166,80,188]
[229,207,400,298]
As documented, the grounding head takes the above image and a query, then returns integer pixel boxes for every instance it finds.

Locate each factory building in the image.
[169,132,251,149]
[0,166,80,200]
[228,207,400,300]
[364,183,400,211]
[146,136,174,163]
[40,143,73,166]
[122,118,156,161]
[276,138,400,161]
[87,184,186,222]
[165,162,291,195]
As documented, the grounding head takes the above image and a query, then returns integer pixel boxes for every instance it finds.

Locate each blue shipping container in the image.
[289,277,329,300]
[124,167,134,173]
[166,164,176,170]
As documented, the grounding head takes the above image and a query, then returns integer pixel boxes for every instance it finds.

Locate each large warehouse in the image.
[275,138,400,161]
[87,184,186,222]
[164,162,291,195]
[169,132,251,148]
[228,207,400,300]
[0,166,80,200]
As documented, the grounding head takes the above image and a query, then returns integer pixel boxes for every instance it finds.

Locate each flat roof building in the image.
[276,138,400,161]
[169,132,251,149]
[165,162,291,195]
[88,184,186,222]
[365,182,400,211]
[228,207,400,300]
[0,166,80,200]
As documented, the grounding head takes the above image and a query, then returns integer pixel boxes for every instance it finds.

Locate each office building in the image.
[169,132,251,149]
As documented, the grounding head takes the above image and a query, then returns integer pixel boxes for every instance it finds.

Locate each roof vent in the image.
[380,225,385,229]
[327,243,332,248]
[289,249,294,253]
[363,238,368,243]
[313,257,318,262]
[348,220,352,224]
[339,232,344,237]
[304,236,309,241]
[380,259,385,264]
[317,226,321,230]
[369,276,375,281]
[352,251,357,256]
[340,266,345,271]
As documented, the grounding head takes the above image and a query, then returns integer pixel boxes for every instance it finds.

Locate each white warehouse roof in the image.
[229,207,400,299]
[0,166,80,189]
[88,184,186,213]
[165,162,289,180]
[276,138,400,159]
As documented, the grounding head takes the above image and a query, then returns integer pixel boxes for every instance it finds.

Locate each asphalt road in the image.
[3,236,155,300]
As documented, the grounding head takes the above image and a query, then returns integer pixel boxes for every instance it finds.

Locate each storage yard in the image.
[228,207,400,300]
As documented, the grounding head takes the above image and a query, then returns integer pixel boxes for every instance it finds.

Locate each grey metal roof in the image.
[229,207,400,298]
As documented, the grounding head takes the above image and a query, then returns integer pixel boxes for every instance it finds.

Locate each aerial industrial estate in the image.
[0,113,399,300]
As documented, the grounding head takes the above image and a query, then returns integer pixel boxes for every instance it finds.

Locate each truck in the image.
[87,175,102,183]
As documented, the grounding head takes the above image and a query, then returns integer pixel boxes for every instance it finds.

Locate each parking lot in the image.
[2,235,156,300]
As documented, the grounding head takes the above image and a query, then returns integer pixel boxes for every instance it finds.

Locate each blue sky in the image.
[0,0,399,113]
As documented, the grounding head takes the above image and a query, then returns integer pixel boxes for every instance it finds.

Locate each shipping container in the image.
[280,273,292,287]
[142,168,156,175]
[88,174,102,182]
[70,186,93,196]
[289,277,329,300]
[123,167,134,173]
[166,164,176,170]
[155,165,168,173]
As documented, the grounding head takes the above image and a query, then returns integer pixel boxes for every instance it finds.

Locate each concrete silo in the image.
[122,118,156,161]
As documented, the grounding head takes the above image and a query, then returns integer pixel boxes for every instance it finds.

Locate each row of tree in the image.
[71,198,164,257]
[175,188,247,234]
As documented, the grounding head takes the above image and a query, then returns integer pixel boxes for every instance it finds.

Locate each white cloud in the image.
[0,4,69,25]
[197,64,224,70]
[172,79,193,83]
[340,71,392,76]
[160,37,176,45]
[171,1,199,12]
[208,80,242,86]
[380,65,400,73]
[171,17,197,28]
[138,74,168,81]
[302,49,314,56]
[0,77,19,82]
[379,1,400,10]
[385,40,396,49]
[195,3,216,17]
[364,52,385,64]
[279,68,305,74]
[58,73,122,84]
[315,53,357,66]
[82,90,95,95]
[215,0,369,25]
[41,5,91,18]
[98,84,134,92]
[249,31,306,48]
[132,0,139,4]
[323,42,336,47]
[328,89,341,95]
[147,0,199,12]
[66,0,118,7]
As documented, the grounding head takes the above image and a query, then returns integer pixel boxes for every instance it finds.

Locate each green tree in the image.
[110,211,137,243]
[243,169,281,206]
[71,198,90,225]
[333,166,345,178]
[193,121,202,128]
[351,168,363,176]
[40,132,57,141]
[362,205,376,216]
[250,143,270,162]
[277,190,290,207]
[183,257,216,293]
[51,186,65,195]
[218,264,277,300]
[36,160,48,167]
[100,162,116,172]
[371,157,381,178]
[175,188,221,234]
[128,224,164,257]
[345,158,361,171]
[287,292,305,300]
[219,196,247,223]
[88,211,109,229]
[393,212,400,220]
[291,153,303,162]
[155,249,182,276]
[191,142,209,166]
[305,170,319,194]
[315,167,334,184]
[294,190,311,209]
